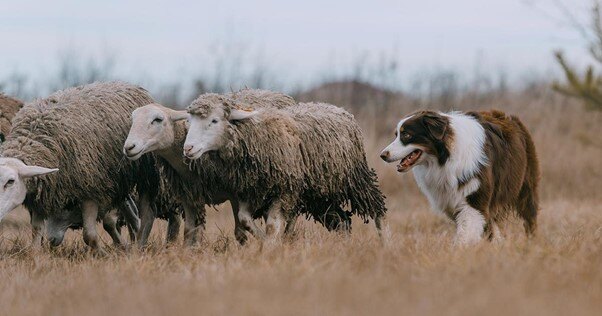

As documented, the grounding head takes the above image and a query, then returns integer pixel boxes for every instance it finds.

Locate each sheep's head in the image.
[0,157,58,222]
[123,103,188,160]
[46,205,83,247]
[183,94,257,160]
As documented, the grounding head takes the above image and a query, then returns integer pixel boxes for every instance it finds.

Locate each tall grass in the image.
[0,78,600,315]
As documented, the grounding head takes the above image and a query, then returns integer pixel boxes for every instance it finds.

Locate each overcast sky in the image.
[0,0,594,90]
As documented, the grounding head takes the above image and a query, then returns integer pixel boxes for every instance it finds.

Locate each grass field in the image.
[0,85,601,316]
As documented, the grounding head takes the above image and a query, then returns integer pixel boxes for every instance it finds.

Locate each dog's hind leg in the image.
[485,219,504,243]
[516,183,538,236]
[515,119,539,237]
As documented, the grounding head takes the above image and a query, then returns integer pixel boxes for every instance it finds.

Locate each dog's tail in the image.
[512,115,540,236]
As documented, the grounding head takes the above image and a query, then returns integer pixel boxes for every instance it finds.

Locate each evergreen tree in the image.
[554,1,602,110]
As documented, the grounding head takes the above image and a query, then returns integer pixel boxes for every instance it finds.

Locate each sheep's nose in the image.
[48,236,63,248]
[183,145,193,155]
[125,143,136,152]
[380,151,390,161]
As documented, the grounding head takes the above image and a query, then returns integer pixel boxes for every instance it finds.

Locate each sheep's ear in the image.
[159,105,188,122]
[18,165,59,178]
[168,110,188,121]
[229,108,258,121]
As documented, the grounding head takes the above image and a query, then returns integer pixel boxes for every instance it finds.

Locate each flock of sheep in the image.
[0,81,387,250]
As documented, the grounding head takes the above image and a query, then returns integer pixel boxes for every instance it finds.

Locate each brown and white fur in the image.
[380,110,539,245]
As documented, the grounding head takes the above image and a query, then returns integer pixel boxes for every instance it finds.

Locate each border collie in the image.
[380,110,539,245]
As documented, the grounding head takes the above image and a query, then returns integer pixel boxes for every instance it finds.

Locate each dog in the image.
[380,110,539,245]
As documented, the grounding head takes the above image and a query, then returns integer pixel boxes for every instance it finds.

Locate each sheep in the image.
[0,93,139,246]
[136,169,183,245]
[0,93,24,143]
[45,185,182,248]
[183,96,387,240]
[45,196,140,247]
[216,91,360,232]
[124,89,303,245]
[0,81,164,250]
[0,92,147,248]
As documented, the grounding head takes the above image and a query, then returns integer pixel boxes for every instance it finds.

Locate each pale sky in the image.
[0,0,594,92]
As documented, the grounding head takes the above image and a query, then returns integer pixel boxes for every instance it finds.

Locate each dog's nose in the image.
[380,151,390,161]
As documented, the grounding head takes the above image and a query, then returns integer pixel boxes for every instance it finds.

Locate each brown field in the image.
[1,85,601,316]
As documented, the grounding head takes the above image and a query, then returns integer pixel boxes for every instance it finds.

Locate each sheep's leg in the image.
[375,214,383,233]
[283,217,297,237]
[30,211,45,249]
[102,209,126,247]
[165,212,181,244]
[265,200,284,242]
[230,199,248,245]
[136,193,154,247]
[238,201,265,240]
[126,224,137,243]
[182,202,205,247]
[117,198,139,243]
[315,204,352,232]
[122,195,140,235]
[82,200,102,250]
[374,214,392,247]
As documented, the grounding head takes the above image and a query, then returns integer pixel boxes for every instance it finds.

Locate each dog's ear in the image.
[422,113,448,140]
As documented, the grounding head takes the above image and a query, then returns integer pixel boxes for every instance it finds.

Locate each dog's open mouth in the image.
[397,149,423,172]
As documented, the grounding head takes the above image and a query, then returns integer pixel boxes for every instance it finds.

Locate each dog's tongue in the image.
[397,162,409,172]
[397,159,412,172]
[397,151,420,172]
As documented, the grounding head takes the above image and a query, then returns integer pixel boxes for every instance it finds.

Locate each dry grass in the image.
[1,86,601,316]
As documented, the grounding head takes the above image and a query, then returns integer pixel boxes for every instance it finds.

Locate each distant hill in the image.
[295,80,402,108]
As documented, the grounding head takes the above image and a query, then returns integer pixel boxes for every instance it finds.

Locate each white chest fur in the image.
[413,164,481,217]
[412,112,487,217]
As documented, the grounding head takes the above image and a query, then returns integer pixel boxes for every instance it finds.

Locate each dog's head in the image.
[380,111,452,172]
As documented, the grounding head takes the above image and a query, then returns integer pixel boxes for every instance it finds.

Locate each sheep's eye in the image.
[5,179,14,189]
[152,117,163,124]
[211,119,218,124]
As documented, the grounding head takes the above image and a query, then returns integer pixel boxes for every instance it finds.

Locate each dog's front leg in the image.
[453,204,486,246]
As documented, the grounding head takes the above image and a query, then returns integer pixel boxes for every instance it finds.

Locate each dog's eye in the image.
[401,132,411,140]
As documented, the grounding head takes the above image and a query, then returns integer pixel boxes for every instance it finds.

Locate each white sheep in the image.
[183,96,387,241]
[124,89,298,245]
